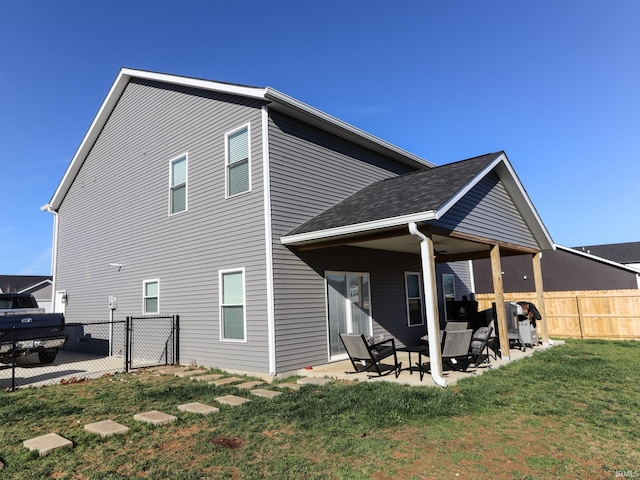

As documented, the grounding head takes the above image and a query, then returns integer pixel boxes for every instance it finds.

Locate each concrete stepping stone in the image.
[191,373,223,382]
[178,402,220,415]
[210,376,242,386]
[175,370,208,378]
[235,381,264,390]
[134,410,178,425]
[215,395,251,406]
[24,433,73,457]
[274,382,301,391]
[85,420,130,437]
[152,366,188,375]
[297,377,333,386]
[251,389,282,399]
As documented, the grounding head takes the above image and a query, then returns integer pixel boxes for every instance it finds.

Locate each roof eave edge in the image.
[264,88,435,169]
[280,211,438,246]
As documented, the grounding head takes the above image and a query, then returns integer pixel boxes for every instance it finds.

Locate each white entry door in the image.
[326,272,372,360]
[54,290,67,316]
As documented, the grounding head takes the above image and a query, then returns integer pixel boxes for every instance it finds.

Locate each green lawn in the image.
[1,339,638,479]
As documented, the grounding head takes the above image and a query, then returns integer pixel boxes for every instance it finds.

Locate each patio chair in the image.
[469,324,494,367]
[445,321,468,331]
[339,334,402,378]
[441,328,474,371]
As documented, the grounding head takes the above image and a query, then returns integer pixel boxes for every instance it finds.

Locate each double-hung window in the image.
[225,125,250,197]
[405,272,424,327]
[169,154,188,214]
[143,279,159,314]
[220,269,246,341]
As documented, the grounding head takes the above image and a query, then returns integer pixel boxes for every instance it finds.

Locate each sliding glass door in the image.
[326,272,372,360]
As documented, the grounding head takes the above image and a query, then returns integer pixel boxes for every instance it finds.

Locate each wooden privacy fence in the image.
[475,289,640,340]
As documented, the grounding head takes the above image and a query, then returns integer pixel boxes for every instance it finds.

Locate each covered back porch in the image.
[281,152,554,386]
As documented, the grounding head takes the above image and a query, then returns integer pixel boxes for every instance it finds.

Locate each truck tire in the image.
[38,349,58,364]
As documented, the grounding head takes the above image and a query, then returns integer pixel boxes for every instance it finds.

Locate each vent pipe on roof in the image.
[408,222,447,387]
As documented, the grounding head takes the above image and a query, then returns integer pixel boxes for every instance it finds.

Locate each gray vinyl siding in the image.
[432,173,538,249]
[267,110,419,371]
[55,79,271,372]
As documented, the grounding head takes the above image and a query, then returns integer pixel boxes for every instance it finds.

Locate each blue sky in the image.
[1,1,639,275]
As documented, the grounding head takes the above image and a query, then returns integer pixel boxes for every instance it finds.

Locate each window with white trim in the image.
[169,154,188,214]
[405,272,424,326]
[220,269,246,341]
[225,125,250,197]
[143,279,159,314]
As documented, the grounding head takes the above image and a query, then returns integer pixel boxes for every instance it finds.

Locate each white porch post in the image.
[408,223,446,387]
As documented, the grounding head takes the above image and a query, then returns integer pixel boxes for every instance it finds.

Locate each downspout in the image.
[41,204,59,308]
[408,222,447,387]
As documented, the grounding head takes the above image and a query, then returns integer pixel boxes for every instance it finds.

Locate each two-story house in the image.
[43,68,553,382]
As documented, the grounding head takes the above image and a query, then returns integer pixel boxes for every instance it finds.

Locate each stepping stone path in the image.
[23,368,337,460]
[251,389,282,399]
[178,402,220,415]
[175,370,208,379]
[85,420,130,437]
[236,381,264,390]
[275,382,302,391]
[192,373,223,382]
[134,410,178,426]
[210,376,242,386]
[215,395,251,406]
[24,433,73,457]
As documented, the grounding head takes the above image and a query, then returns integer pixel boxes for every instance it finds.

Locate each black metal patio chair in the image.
[339,334,402,378]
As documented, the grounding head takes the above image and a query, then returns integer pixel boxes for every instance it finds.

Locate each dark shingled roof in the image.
[287,152,502,236]
[572,242,640,264]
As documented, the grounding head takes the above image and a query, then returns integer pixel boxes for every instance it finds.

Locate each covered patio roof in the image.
[280,151,553,260]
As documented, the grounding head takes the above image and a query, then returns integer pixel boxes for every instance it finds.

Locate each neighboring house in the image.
[42,68,553,379]
[0,275,53,312]
[573,241,640,273]
[472,244,640,293]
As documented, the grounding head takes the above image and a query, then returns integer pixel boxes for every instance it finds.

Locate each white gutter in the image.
[261,106,277,376]
[281,210,438,246]
[408,222,447,387]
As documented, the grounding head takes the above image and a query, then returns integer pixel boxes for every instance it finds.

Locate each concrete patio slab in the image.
[251,389,282,399]
[134,410,178,425]
[215,395,251,406]
[235,381,264,390]
[210,376,242,386]
[85,420,130,437]
[191,373,223,382]
[296,341,562,387]
[24,433,73,457]
[177,402,220,415]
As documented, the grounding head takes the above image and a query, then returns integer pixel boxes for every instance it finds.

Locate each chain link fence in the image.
[0,315,179,391]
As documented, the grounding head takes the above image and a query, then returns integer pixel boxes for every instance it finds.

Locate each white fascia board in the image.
[280,210,438,246]
[264,88,435,169]
[555,244,640,273]
[436,153,506,218]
